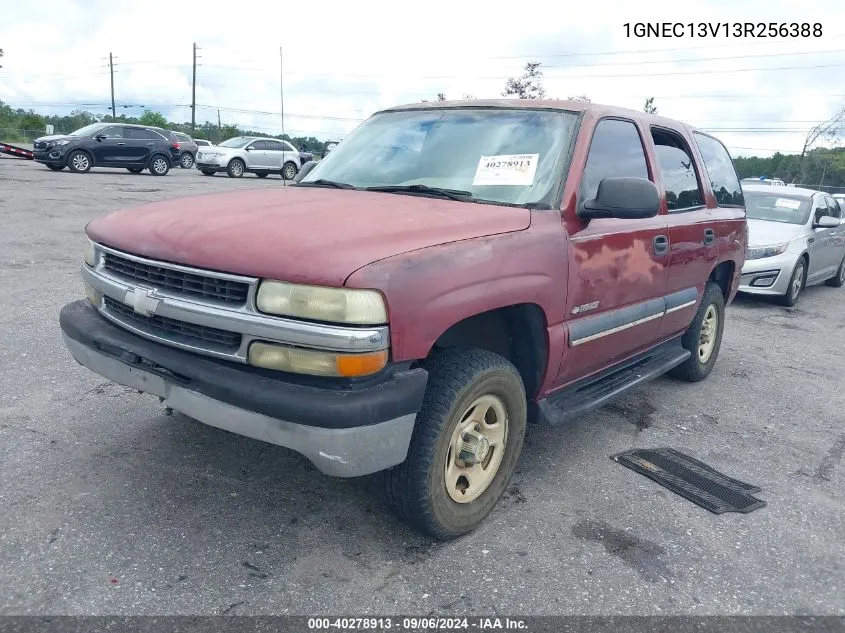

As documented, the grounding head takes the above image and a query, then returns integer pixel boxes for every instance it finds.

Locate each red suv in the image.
[59,99,747,539]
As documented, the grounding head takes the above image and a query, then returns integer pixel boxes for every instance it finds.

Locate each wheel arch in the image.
[423,303,549,399]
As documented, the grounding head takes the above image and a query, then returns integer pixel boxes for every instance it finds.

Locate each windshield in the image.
[744,191,811,225]
[301,108,580,207]
[69,123,106,137]
[218,136,252,149]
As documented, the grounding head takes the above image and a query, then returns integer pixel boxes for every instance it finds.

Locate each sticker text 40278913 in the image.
[472,154,539,187]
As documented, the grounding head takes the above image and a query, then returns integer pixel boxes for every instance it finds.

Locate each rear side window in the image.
[693,133,744,207]
[580,118,649,204]
[265,141,284,151]
[651,127,704,212]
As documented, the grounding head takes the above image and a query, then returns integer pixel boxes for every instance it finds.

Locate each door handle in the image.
[704,228,715,245]
[653,235,669,255]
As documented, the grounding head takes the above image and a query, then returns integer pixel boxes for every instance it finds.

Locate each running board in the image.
[530,338,691,425]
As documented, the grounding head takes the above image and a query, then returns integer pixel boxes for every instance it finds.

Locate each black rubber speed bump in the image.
[612,448,766,514]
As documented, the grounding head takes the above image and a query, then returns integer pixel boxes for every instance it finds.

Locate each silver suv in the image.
[195,136,301,179]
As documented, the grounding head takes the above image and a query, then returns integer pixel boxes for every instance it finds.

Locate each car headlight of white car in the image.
[256,280,387,325]
[746,242,789,260]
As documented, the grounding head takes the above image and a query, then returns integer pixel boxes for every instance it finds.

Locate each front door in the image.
[557,117,669,387]
[245,140,268,168]
[91,126,126,164]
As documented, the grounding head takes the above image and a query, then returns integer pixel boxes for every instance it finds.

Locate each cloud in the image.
[1,0,844,153]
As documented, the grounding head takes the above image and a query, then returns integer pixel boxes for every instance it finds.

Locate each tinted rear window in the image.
[693,133,744,207]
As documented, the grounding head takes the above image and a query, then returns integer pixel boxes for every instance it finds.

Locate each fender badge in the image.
[572,301,600,315]
[124,287,161,317]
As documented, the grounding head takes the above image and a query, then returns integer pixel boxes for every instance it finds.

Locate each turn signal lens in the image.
[84,237,96,267]
[248,341,388,377]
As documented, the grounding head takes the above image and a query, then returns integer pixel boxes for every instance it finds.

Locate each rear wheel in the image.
[282,161,298,180]
[227,158,245,178]
[778,259,805,306]
[127,166,144,174]
[180,152,194,169]
[826,254,845,288]
[149,154,170,176]
[383,347,527,540]
[47,164,65,171]
[669,281,725,383]
[67,150,92,173]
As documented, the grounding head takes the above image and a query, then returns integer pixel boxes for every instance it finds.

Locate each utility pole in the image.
[191,43,198,131]
[280,47,285,141]
[217,109,221,142]
[109,52,116,122]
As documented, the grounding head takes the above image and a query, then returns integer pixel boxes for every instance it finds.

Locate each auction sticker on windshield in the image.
[473,154,539,186]
[775,198,802,209]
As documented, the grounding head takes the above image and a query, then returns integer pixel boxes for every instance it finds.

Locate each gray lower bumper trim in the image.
[63,334,416,477]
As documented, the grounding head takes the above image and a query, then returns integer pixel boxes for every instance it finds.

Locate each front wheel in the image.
[778,259,805,306]
[383,348,527,540]
[149,155,170,176]
[669,281,726,383]
[67,150,92,173]
[180,153,194,169]
[282,161,298,180]
[227,158,245,178]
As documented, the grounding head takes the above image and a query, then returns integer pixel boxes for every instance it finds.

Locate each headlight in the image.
[248,341,388,377]
[84,237,96,267]
[746,243,788,260]
[256,280,387,325]
[54,140,70,146]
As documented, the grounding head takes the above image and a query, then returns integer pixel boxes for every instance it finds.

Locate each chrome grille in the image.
[103,252,249,305]
[104,296,242,351]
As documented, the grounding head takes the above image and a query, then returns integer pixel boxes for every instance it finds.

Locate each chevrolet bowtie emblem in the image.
[124,287,161,317]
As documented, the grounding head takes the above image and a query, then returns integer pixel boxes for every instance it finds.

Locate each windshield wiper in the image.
[365,184,474,201]
[297,179,356,189]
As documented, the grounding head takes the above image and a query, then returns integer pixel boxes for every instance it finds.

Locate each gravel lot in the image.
[1,157,843,616]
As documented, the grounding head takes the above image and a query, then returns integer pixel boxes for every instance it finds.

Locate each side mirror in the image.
[94,134,106,142]
[245,146,254,151]
[294,160,318,183]
[815,215,840,228]
[579,177,661,220]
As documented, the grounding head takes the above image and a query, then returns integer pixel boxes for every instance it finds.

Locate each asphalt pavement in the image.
[0,157,843,616]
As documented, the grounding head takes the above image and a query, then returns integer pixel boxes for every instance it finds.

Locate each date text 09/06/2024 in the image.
[624,22,822,38]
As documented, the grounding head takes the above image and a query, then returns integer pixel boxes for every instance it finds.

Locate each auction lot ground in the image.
[1,157,843,616]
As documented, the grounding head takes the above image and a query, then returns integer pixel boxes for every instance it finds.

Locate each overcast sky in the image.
[1,0,843,156]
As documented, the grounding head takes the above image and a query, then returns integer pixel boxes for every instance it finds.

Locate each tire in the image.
[255,171,269,178]
[67,150,92,173]
[383,347,527,540]
[282,161,298,180]
[126,167,144,174]
[777,258,806,306]
[201,170,215,176]
[825,254,845,288]
[227,158,245,178]
[47,164,65,171]
[149,154,170,176]
[180,152,194,169]
[669,281,726,383]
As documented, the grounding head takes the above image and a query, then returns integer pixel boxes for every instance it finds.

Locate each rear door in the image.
[123,127,155,164]
[807,194,838,281]
[264,140,286,171]
[557,117,669,386]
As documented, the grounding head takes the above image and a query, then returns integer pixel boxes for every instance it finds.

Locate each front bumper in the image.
[33,147,68,165]
[738,250,799,296]
[60,300,428,477]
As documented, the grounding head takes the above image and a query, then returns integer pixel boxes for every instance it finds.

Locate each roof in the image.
[377,98,704,133]
[742,184,820,198]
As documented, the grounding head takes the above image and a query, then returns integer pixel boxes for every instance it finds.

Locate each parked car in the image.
[298,147,314,164]
[170,131,199,169]
[33,123,179,175]
[60,99,747,539]
[195,136,301,179]
[739,184,845,305]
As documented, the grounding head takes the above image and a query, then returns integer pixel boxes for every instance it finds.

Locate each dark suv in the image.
[33,123,180,176]
[171,131,199,169]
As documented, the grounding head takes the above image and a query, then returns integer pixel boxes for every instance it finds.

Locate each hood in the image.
[86,187,531,286]
[34,134,72,143]
[746,218,807,247]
